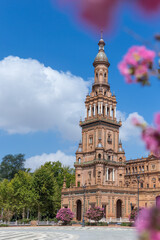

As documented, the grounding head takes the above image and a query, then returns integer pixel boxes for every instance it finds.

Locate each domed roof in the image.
[93,38,110,67]
[94,51,108,63]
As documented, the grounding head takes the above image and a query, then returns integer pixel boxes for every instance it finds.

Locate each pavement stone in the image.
[0,226,137,240]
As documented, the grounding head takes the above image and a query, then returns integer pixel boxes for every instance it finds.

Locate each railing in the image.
[62,184,137,193]
[125,170,145,176]
[0,220,57,226]
[80,117,121,126]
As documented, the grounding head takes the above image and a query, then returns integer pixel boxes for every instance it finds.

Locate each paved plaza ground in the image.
[0,226,137,240]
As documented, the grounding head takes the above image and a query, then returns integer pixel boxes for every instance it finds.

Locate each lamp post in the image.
[82,184,86,227]
[130,203,132,213]
[137,175,140,213]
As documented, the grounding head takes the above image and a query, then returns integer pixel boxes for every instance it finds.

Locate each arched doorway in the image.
[76,200,82,221]
[116,199,122,218]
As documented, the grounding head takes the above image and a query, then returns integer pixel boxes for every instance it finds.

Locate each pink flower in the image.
[56,208,74,224]
[118,61,129,75]
[135,208,151,233]
[135,206,160,239]
[155,113,160,131]
[135,64,148,79]
[142,127,160,157]
[132,113,160,157]
[86,206,104,221]
[150,231,160,240]
[137,0,160,14]
[118,46,155,85]
[56,0,160,31]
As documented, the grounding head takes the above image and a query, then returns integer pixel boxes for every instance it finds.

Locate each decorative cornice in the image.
[74,159,125,168]
[80,117,121,129]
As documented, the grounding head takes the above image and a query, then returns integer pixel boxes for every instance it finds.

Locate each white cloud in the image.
[0,56,89,140]
[119,111,146,143]
[25,150,75,171]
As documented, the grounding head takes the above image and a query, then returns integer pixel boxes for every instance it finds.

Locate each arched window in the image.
[119,157,122,162]
[98,153,101,159]
[78,158,81,164]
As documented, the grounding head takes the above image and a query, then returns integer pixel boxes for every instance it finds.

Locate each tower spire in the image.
[93,36,110,68]
[101,29,103,39]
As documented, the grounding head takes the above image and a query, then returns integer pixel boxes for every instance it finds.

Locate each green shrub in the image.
[97,222,108,226]
[0,224,8,227]
[17,219,30,224]
[85,222,108,226]
[71,220,77,224]
[53,217,58,223]
[121,222,132,227]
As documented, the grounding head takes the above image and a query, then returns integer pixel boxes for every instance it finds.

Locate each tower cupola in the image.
[92,34,110,92]
[93,37,110,68]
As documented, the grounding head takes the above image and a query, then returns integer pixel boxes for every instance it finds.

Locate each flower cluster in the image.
[85,206,104,222]
[132,113,160,157]
[56,208,74,225]
[129,207,143,222]
[58,0,160,30]
[135,206,160,240]
[118,46,155,85]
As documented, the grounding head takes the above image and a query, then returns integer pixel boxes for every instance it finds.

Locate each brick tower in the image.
[61,37,160,221]
[75,36,125,189]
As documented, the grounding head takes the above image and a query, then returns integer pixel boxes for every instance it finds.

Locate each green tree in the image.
[10,171,37,219]
[33,165,60,220]
[0,179,14,217]
[0,154,27,180]
[43,161,75,189]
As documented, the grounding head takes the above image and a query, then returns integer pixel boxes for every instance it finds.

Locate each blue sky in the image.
[0,0,159,169]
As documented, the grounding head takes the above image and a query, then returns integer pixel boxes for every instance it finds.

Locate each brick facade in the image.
[61,37,160,220]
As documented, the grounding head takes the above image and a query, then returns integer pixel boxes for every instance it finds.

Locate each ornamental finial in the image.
[101,29,103,39]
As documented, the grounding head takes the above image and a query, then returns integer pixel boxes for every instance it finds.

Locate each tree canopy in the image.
[0,156,75,221]
[0,154,27,180]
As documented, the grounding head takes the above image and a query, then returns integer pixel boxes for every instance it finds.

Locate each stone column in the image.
[101,102,103,115]
[89,105,91,117]
[93,104,96,116]
[113,169,115,181]
[106,168,108,181]
[98,102,100,115]
[87,106,89,119]
[105,104,108,116]
[110,105,112,117]
[115,169,117,185]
